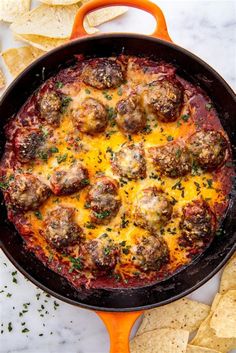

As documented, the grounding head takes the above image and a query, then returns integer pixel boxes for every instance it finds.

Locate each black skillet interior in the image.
[0,34,235,311]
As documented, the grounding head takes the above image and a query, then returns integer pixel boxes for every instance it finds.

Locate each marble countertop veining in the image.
[0,1,236,353]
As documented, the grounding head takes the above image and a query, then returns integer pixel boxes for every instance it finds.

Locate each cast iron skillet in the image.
[0,1,235,352]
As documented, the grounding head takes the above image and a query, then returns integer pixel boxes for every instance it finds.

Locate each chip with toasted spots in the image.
[210,290,236,338]
[186,345,222,353]
[130,328,189,353]
[2,46,44,77]
[0,0,31,23]
[136,298,210,336]
[0,69,6,89]
[220,252,236,294]
[14,33,68,51]
[190,294,236,353]
[10,4,80,38]
[86,6,128,27]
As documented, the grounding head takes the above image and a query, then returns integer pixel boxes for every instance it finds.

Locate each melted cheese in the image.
[10,65,228,282]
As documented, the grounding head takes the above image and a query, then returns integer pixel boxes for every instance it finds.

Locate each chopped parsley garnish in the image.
[94,210,111,219]
[121,214,129,228]
[207,179,213,189]
[50,146,59,153]
[8,322,12,332]
[103,91,113,100]
[167,135,174,142]
[22,328,29,333]
[61,96,72,113]
[85,222,96,229]
[34,211,43,220]
[69,257,83,270]
[85,88,91,94]
[103,247,110,256]
[181,114,190,122]
[55,81,64,89]
[81,178,90,186]
[117,87,123,96]
[0,181,9,190]
[57,153,68,164]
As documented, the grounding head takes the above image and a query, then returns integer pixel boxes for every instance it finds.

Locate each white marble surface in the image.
[0,1,236,352]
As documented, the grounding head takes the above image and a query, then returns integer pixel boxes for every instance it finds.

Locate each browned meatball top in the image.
[149,142,192,178]
[13,128,45,163]
[50,162,89,196]
[134,187,173,232]
[86,234,119,271]
[112,143,146,180]
[187,130,228,170]
[72,97,108,135]
[81,58,125,89]
[131,235,169,271]
[8,174,50,211]
[179,200,215,248]
[116,94,146,134]
[44,206,83,249]
[87,177,121,224]
[144,79,183,122]
[39,91,62,126]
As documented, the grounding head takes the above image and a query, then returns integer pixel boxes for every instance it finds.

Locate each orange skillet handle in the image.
[71,0,172,42]
[96,311,143,353]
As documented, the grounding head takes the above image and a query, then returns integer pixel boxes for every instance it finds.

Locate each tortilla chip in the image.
[0,0,31,23]
[10,4,80,38]
[39,0,80,4]
[136,298,210,336]
[83,18,99,35]
[0,69,6,89]
[210,290,236,338]
[186,345,222,353]
[130,328,189,353]
[2,46,44,77]
[15,33,68,51]
[87,7,128,27]
[190,294,236,353]
[220,252,236,294]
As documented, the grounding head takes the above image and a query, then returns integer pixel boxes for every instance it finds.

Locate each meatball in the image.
[81,58,125,89]
[8,174,50,211]
[39,91,62,126]
[131,235,169,271]
[116,94,146,134]
[14,128,44,163]
[134,187,173,232]
[86,234,119,270]
[187,130,228,170]
[144,79,183,122]
[87,177,121,224]
[50,162,89,195]
[179,200,215,248]
[149,142,192,178]
[72,97,108,134]
[44,206,83,249]
[112,143,146,180]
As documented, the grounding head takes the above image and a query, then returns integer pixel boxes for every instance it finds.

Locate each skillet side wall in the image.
[0,35,235,311]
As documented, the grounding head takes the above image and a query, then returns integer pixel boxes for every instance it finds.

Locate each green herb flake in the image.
[181,114,190,122]
[167,135,174,142]
[103,247,110,256]
[34,211,43,220]
[94,210,111,219]
[50,146,59,153]
[103,91,113,100]
[81,178,90,186]
[69,257,83,270]
[57,153,68,164]
[117,87,123,96]
[22,328,29,333]
[55,81,64,89]
[85,222,96,229]
[61,96,72,113]
[207,179,213,189]
[85,88,91,94]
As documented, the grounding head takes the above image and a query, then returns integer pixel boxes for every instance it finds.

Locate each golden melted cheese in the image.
[17,73,227,282]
